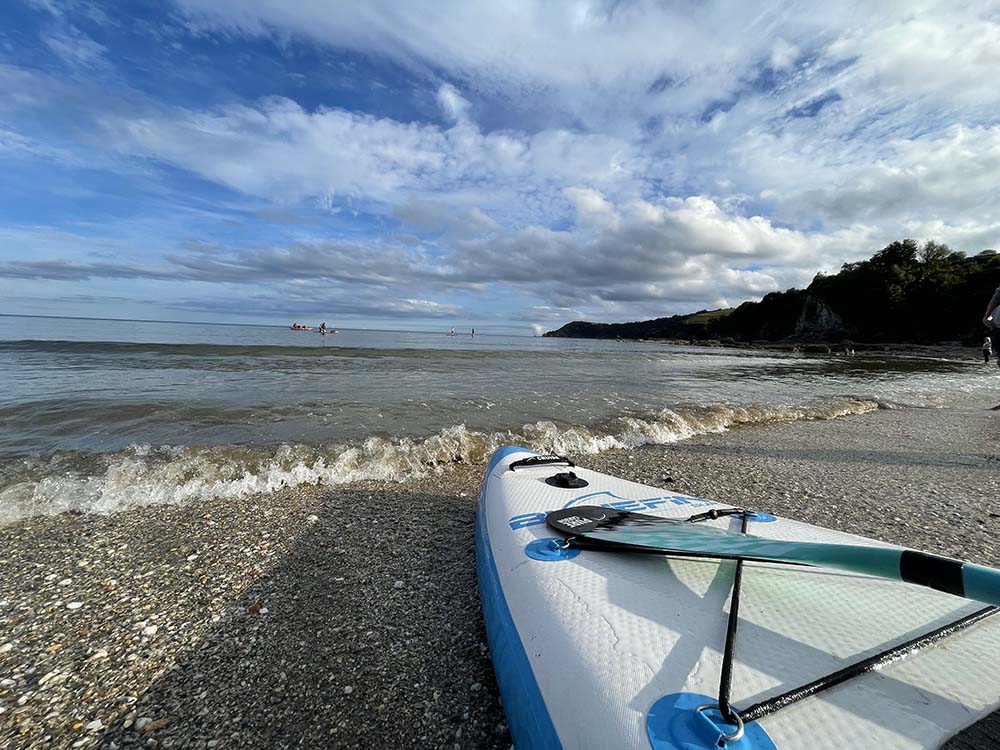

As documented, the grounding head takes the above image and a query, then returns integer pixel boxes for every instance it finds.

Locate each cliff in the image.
[545,240,1000,345]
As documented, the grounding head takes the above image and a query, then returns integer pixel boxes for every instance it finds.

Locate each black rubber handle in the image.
[509,455,574,471]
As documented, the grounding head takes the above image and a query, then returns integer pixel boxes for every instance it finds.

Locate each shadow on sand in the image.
[100,487,508,750]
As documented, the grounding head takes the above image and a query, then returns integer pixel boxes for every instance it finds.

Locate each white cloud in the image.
[443,195,878,318]
[42,26,107,68]
[436,83,470,123]
[93,94,645,230]
[828,10,1000,107]
[770,38,799,70]
[6,0,1000,325]
[759,125,1000,239]
[563,186,619,229]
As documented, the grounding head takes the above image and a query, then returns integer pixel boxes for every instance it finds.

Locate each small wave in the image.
[0,399,879,524]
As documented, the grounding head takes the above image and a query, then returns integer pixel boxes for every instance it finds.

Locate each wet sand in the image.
[2,405,999,749]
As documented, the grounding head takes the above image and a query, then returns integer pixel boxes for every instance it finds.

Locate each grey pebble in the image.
[0,406,997,750]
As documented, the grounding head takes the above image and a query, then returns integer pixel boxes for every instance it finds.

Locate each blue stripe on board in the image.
[477,447,562,750]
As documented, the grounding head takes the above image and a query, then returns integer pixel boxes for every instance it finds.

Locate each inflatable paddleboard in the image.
[477,446,1000,750]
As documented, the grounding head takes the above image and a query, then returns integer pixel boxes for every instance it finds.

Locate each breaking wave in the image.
[0,399,880,524]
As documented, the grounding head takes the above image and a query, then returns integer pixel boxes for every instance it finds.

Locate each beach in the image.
[3,404,999,749]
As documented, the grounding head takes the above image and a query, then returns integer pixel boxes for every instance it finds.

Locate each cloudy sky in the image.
[2,1,999,332]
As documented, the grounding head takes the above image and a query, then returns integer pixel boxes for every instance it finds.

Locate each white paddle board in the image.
[477,446,1000,750]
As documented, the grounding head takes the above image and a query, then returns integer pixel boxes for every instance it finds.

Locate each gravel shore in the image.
[2,404,999,749]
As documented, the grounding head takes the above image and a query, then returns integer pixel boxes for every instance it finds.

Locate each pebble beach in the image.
[3,404,1000,750]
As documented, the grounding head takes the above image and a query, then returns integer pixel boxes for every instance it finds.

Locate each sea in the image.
[0,314,994,524]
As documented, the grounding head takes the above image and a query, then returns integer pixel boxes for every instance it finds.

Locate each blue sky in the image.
[2,1,999,332]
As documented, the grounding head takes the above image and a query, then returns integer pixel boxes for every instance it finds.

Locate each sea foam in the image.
[0,399,879,524]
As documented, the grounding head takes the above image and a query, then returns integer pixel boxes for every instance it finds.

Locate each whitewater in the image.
[0,314,993,524]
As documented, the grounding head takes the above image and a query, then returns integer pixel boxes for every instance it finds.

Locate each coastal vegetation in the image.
[545,240,1000,345]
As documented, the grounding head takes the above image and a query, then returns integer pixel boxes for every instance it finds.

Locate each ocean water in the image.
[0,315,993,523]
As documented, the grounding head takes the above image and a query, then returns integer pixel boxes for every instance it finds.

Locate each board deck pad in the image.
[477,446,1000,750]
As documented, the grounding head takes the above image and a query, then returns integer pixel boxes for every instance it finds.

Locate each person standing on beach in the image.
[983,285,1000,330]
[983,285,1000,369]
[984,337,993,364]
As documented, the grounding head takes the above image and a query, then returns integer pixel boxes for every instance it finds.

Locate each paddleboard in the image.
[477,446,1000,750]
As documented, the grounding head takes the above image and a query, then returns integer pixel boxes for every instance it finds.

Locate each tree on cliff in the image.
[545,239,1000,344]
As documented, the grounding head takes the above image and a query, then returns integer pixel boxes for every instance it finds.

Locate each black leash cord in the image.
[739,604,998,724]
[717,511,750,723]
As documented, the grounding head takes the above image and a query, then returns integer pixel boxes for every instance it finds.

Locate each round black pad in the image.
[544,471,589,489]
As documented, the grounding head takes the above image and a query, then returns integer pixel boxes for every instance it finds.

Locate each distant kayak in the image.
[290,326,313,331]
[317,329,339,335]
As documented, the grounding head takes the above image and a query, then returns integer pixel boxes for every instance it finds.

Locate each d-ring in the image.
[694,703,745,744]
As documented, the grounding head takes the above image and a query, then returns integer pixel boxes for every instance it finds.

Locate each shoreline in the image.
[2,405,1000,748]
[560,335,977,357]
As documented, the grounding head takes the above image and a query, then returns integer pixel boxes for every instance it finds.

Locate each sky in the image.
[1,1,999,333]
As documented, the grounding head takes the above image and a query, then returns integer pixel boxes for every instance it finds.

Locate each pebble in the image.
[85,719,104,732]
[66,601,83,610]
[0,406,995,750]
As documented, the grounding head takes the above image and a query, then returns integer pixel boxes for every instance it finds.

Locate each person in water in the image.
[471,328,475,337]
[985,337,993,364]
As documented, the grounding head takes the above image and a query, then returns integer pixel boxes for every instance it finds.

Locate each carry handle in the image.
[509,455,574,471]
